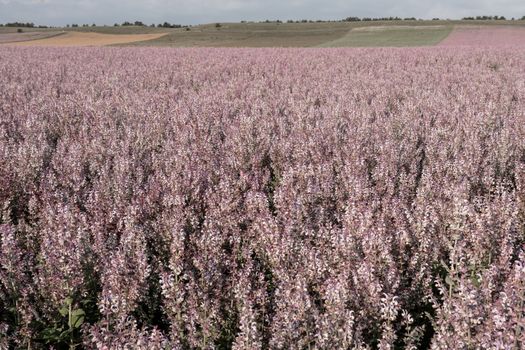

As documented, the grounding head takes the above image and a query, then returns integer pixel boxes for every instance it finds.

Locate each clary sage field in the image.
[0,46,524,349]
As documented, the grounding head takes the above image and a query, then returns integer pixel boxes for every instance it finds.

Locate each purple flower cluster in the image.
[0,46,524,349]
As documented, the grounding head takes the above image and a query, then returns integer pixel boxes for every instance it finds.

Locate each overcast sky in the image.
[1,0,524,26]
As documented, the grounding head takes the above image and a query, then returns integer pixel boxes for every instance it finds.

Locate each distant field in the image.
[4,31,168,46]
[128,22,352,47]
[0,31,64,44]
[0,27,56,33]
[66,26,173,35]
[440,25,525,46]
[128,20,525,47]
[1,20,524,47]
[0,26,172,34]
[318,25,453,47]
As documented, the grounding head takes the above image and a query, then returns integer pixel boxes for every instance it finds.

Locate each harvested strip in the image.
[5,31,168,47]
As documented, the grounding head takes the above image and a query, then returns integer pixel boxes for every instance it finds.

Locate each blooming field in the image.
[0,46,524,349]
[439,26,525,47]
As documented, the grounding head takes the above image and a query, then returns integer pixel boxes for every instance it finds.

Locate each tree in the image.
[6,22,34,27]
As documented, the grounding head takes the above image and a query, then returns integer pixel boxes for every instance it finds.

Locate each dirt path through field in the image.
[3,31,168,46]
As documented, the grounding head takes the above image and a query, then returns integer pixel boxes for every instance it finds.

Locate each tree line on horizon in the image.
[2,15,525,29]
[343,15,522,22]
[462,15,509,20]
[0,22,48,28]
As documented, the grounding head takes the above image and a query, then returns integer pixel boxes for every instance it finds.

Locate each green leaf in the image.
[70,308,85,329]
[60,329,73,338]
[64,297,73,306]
[41,326,63,342]
[59,306,69,317]
[470,274,482,288]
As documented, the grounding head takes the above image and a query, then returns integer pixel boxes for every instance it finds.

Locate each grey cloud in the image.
[1,0,524,26]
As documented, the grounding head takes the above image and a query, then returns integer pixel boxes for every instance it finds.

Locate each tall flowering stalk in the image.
[0,43,524,348]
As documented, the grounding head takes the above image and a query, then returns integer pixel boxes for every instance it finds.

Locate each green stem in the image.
[69,301,74,350]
